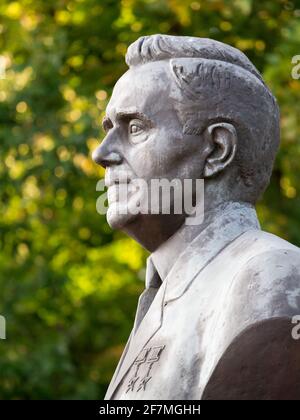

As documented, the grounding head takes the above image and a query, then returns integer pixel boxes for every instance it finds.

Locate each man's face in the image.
[93,61,207,230]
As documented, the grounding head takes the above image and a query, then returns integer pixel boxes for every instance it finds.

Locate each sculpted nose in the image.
[92,136,123,168]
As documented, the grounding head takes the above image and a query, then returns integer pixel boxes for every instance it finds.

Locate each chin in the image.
[106,204,139,230]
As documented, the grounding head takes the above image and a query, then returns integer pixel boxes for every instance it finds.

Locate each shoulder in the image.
[240,229,300,271]
[202,232,300,399]
[232,230,300,318]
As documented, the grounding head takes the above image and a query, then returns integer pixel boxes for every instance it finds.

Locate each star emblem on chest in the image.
[126,345,165,393]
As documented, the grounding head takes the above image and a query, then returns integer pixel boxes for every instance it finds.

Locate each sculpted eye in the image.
[127,118,150,144]
[129,122,143,135]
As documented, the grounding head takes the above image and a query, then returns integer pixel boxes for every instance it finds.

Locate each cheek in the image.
[165,136,205,180]
[127,147,170,178]
[124,129,178,178]
[174,134,207,177]
[126,129,203,180]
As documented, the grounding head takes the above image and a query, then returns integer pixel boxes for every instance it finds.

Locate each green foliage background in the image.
[0,0,299,399]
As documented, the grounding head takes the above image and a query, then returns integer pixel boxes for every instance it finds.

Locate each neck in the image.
[151,200,258,281]
[123,213,186,252]
[123,199,254,252]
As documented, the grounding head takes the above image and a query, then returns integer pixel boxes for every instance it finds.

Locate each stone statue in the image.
[92,35,300,400]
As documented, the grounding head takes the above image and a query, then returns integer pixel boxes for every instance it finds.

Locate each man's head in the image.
[93,35,280,251]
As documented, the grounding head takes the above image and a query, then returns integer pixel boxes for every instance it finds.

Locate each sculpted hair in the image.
[125,35,280,203]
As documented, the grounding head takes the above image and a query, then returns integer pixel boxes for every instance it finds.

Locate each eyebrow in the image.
[102,110,152,131]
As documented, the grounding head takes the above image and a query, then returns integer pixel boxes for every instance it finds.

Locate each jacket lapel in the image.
[105,279,167,399]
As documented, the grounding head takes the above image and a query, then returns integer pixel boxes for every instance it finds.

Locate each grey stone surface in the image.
[92,35,300,400]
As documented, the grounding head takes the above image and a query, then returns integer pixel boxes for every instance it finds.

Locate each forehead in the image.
[106,61,175,119]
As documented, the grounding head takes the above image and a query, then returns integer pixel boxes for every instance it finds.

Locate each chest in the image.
[112,284,220,400]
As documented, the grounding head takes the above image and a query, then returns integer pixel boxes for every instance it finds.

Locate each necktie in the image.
[133,257,162,334]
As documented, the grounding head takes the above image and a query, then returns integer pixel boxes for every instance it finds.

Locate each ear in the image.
[203,122,237,178]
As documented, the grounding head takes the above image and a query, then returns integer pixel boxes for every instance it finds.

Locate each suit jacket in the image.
[105,203,300,400]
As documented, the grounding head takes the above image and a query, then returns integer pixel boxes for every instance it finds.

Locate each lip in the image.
[105,170,132,188]
[107,182,138,205]
[105,178,131,188]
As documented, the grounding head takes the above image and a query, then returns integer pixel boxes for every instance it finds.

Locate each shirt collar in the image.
[150,201,260,284]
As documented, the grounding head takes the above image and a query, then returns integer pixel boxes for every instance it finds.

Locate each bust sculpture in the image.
[92,35,300,400]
